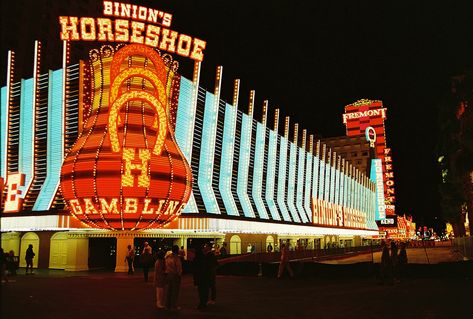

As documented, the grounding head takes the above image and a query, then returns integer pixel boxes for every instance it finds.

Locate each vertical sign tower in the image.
[342,99,396,216]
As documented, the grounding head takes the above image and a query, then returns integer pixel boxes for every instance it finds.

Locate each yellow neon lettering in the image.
[59,16,80,41]
[84,198,99,214]
[122,147,150,187]
[142,198,154,214]
[99,198,119,214]
[124,198,138,213]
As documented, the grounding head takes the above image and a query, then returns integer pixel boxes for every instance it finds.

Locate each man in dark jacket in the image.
[193,244,218,310]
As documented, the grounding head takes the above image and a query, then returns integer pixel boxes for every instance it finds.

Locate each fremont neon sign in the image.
[342,108,387,124]
[59,1,206,62]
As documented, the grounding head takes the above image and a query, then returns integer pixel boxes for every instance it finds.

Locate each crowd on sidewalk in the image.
[124,242,219,312]
[379,240,408,284]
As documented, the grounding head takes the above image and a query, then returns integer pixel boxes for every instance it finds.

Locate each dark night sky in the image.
[2,0,473,228]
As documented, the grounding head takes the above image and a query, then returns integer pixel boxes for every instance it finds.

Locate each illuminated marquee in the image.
[60,44,193,230]
[311,198,366,229]
[58,1,206,62]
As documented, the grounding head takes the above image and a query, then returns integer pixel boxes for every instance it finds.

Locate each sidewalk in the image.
[2,264,473,319]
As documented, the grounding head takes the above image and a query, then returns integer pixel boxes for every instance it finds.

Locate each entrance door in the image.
[88,238,117,270]
[49,232,68,269]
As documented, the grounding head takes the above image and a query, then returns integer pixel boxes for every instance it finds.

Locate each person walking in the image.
[205,243,219,305]
[398,242,408,281]
[277,243,294,279]
[6,251,17,276]
[25,244,35,274]
[379,240,392,284]
[153,250,166,309]
[165,245,182,311]
[267,243,273,253]
[193,245,211,310]
[125,245,135,275]
[1,248,8,283]
[219,243,227,257]
[390,241,399,283]
[140,242,153,282]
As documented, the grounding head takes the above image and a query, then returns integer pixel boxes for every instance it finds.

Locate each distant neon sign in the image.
[59,1,206,62]
[342,108,386,124]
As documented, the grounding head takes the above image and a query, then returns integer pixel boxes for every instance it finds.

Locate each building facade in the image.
[1,43,379,271]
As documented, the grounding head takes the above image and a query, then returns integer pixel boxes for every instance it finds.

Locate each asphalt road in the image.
[2,262,472,319]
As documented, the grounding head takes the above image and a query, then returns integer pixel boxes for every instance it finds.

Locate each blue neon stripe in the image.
[34,70,63,210]
[312,154,319,201]
[175,77,198,213]
[197,92,220,214]
[252,122,269,219]
[318,159,325,200]
[304,153,313,222]
[18,79,34,197]
[287,143,300,222]
[265,130,281,220]
[219,103,239,216]
[237,113,255,218]
[277,137,291,221]
[296,147,308,222]
[330,164,336,204]
[324,156,331,203]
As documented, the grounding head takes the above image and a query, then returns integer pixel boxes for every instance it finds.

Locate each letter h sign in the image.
[122,147,151,187]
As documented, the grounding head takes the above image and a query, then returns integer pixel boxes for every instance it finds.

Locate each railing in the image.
[452,236,473,260]
[215,242,380,265]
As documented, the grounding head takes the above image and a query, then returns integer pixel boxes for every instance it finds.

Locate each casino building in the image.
[1,6,379,271]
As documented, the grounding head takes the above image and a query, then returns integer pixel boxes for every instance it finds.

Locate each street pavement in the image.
[2,247,472,319]
[319,247,466,264]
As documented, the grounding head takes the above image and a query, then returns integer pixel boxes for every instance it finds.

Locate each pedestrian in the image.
[398,242,408,281]
[1,248,8,283]
[165,245,182,311]
[390,241,399,283]
[277,243,294,278]
[6,251,16,276]
[267,243,273,253]
[219,243,227,257]
[125,245,135,275]
[214,244,221,256]
[251,243,256,253]
[25,244,35,274]
[154,250,166,309]
[246,243,252,253]
[178,246,186,261]
[379,240,391,284]
[205,243,219,305]
[193,245,211,310]
[140,242,153,282]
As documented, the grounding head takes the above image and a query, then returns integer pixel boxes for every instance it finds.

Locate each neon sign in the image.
[3,173,26,213]
[343,99,395,215]
[59,1,206,62]
[342,108,386,124]
[60,44,193,230]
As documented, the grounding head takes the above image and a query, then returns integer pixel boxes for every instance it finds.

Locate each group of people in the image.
[380,240,408,284]
[153,245,184,311]
[125,242,219,312]
[1,244,35,283]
